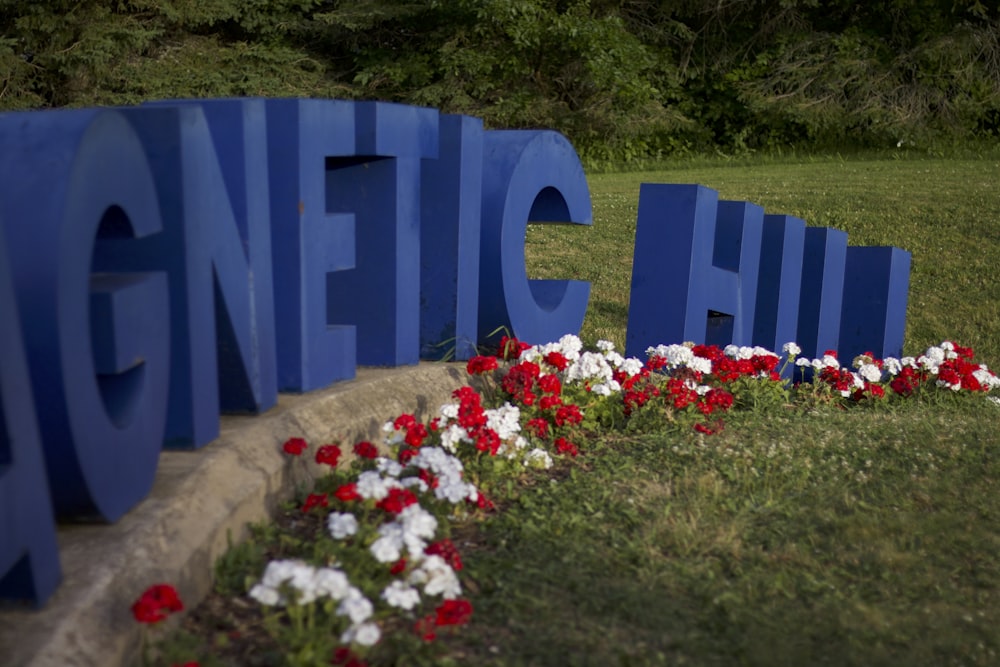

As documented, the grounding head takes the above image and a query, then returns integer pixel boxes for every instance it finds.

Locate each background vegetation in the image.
[2,0,999,163]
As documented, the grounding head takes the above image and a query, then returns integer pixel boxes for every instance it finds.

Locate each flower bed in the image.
[140,335,999,666]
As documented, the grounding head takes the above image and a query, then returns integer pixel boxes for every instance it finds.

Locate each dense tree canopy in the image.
[2,0,997,160]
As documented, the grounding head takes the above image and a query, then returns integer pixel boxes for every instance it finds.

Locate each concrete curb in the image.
[0,363,471,667]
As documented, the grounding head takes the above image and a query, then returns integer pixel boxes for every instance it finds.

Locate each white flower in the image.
[821,354,840,370]
[382,581,421,610]
[556,333,584,359]
[987,396,1000,407]
[328,512,359,540]
[590,383,613,397]
[376,457,403,477]
[565,351,614,384]
[883,357,903,376]
[337,588,373,624]
[485,403,522,440]
[596,339,616,352]
[399,476,430,493]
[248,583,281,606]
[438,423,469,453]
[382,420,404,446]
[857,363,883,384]
[370,524,404,563]
[437,477,477,503]
[617,357,644,376]
[356,470,398,500]
[439,403,459,420]
[689,356,713,375]
[782,342,801,356]
[399,505,438,541]
[341,622,381,647]
[313,568,351,600]
[410,555,461,599]
[795,357,812,367]
[921,346,946,367]
[524,448,553,469]
[258,559,322,603]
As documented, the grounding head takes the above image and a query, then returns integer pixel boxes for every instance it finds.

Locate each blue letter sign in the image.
[0,109,169,521]
[0,98,912,605]
[626,183,911,363]
[479,130,592,345]
[0,221,62,605]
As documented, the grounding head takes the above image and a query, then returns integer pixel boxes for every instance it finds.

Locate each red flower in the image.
[172,663,199,667]
[539,395,562,410]
[404,422,429,447]
[390,558,408,575]
[554,403,583,426]
[538,373,562,395]
[301,493,329,513]
[543,351,570,371]
[334,483,361,502]
[469,490,495,511]
[353,441,379,459]
[282,437,308,456]
[435,598,473,626]
[414,615,437,642]
[554,437,579,457]
[331,647,368,667]
[497,335,530,360]
[131,584,184,624]
[525,417,549,439]
[466,355,499,375]
[315,444,341,467]
[376,487,419,514]
[425,539,463,571]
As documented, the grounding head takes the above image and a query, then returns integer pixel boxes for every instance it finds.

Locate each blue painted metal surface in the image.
[265,99,357,390]
[419,114,484,360]
[625,184,910,367]
[326,102,439,366]
[479,130,592,345]
[114,100,278,449]
[798,227,848,359]
[840,246,911,362]
[752,214,807,354]
[0,109,169,520]
[626,185,764,357]
[0,219,62,606]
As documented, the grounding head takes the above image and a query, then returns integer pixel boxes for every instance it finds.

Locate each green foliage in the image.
[1,0,998,158]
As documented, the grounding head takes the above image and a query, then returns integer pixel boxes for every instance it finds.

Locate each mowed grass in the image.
[171,150,1000,667]
[527,149,1000,364]
[453,150,1000,665]
[448,400,1000,667]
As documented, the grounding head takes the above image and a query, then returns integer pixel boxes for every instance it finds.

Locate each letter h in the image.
[626,184,763,358]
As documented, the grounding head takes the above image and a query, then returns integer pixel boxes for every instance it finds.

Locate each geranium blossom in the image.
[131,584,184,624]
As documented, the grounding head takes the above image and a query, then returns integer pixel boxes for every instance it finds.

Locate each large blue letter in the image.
[266,99,357,391]
[326,102,439,366]
[419,114,483,360]
[839,246,911,362]
[113,100,278,448]
[797,227,848,359]
[752,214,806,353]
[625,184,763,357]
[479,130,592,345]
[0,221,61,605]
[0,109,169,520]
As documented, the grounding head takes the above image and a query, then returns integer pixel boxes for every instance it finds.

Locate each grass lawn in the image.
[158,149,1000,667]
